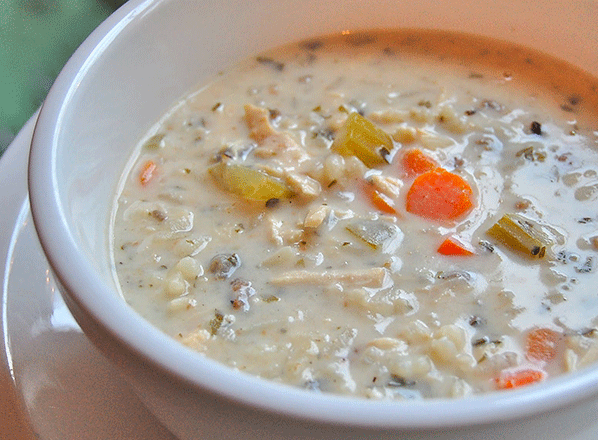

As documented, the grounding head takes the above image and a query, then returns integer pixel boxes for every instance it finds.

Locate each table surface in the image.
[0,0,126,156]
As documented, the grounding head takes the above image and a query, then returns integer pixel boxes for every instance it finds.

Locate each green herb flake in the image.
[209,310,224,335]
[143,133,165,150]
[256,56,284,71]
[388,374,416,387]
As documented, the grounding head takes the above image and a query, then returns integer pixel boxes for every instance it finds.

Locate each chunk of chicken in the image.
[244,104,310,163]
[270,267,388,288]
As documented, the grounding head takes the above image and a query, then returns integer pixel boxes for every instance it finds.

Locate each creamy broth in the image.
[112,30,598,399]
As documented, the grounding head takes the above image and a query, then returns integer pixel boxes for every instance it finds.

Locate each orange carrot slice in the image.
[361,180,399,215]
[405,168,473,221]
[495,369,546,389]
[437,236,475,256]
[371,190,397,214]
[401,148,437,176]
[526,328,560,362]
[139,160,157,186]
[363,185,396,215]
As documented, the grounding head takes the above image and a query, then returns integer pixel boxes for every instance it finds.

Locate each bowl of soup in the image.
[28,0,598,438]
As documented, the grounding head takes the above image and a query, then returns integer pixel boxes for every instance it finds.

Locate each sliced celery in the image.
[331,112,395,168]
[346,219,404,253]
[209,162,293,201]
[486,213,552,259]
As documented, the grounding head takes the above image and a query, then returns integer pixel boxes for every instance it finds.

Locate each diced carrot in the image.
[370,189,397,215]
[526,328,560,362]
[437,236,475,256]
[139,160,157,186]
[401,148,437,176]
[495,369,546,390]
[405,168,474,221]
[361,181,398,215]
[371,190,397,214]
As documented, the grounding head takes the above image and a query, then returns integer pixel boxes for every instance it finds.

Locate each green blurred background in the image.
[0,0,128,155]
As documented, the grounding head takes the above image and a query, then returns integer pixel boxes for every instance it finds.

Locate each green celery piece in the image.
[346,219,404,253]
[331,112,395,168]
[209,162,293,201]
[486,213,552,259]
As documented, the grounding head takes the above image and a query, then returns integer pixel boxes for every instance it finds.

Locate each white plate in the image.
[0,115,176,440]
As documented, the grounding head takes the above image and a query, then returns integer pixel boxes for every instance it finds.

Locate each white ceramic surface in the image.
[26,0,598,439]
[0,115,177,439]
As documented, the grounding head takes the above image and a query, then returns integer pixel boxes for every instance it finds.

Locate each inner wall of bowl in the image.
[55,0,598,289]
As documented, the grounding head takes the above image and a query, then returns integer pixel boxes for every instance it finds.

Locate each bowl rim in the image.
[27,0,598,430]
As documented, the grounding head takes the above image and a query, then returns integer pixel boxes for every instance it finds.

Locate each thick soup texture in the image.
[112,30,598,399]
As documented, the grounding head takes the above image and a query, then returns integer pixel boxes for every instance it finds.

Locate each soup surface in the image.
[112,30,598,399]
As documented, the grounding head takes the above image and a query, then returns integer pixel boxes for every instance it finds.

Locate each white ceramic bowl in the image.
[28,0,598,438]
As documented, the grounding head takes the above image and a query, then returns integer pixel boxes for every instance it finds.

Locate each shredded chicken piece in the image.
[270,267,388,287]
[369,174,403,198]
[253,133,307,160]
[244,103,277,142]
[303,205,329,229]
[266,214,302,246]
[244,104,310,163]
[285,172,321,199]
